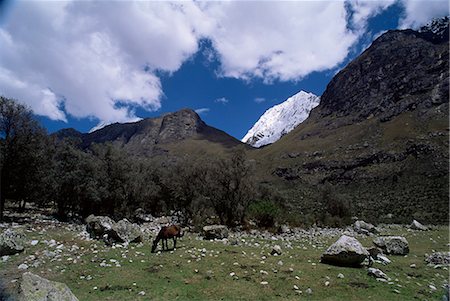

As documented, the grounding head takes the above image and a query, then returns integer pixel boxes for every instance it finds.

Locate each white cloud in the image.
[195,108,210,115]
[0,1,208,128]
[201,1,359,82]
[254,97,267,104]
[214,97,229,104]
[1,0,442,128]
[349,0,397,32]
[399,0,449,29]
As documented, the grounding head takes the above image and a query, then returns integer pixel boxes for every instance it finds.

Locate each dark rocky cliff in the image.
[255,18,449,224]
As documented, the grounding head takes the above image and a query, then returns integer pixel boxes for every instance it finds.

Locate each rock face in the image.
[425,252,450,266]
[259,18,449,224]
[353,220,378,235]
[373,236,409,255]
[410,220,428,231]
[202,225,229,240]
[0,228,25,256]
[321,235,369,267]
[20,272,79,301]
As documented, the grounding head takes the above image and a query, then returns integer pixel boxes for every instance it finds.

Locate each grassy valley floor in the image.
[0,215,448,301]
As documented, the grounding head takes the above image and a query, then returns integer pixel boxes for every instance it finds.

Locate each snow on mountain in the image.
[242,91,320,148]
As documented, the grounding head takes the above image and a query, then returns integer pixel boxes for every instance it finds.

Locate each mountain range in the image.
[55,17,449,224]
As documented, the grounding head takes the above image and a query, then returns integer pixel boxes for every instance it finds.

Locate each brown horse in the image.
[151,225,184,253]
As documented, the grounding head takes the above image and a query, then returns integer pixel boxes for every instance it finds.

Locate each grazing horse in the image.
[151,225,184,253]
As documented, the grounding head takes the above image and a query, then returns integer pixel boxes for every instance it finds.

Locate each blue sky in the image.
[0,1,448,140]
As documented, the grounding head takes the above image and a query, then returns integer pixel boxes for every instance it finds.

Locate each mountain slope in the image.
[242,91,320,147]
[56,109,244,157]
[252,18,449,224]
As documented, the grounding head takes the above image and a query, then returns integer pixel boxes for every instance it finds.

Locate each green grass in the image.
[1,223,448,301]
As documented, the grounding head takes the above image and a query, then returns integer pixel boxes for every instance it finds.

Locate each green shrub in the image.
[248,200,281,228]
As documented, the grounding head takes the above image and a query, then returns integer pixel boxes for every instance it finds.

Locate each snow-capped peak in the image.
[242,91,320,148]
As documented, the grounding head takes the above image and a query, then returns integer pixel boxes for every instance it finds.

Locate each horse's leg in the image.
[173,237,177,249]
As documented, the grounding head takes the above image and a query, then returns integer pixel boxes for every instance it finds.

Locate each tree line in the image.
[0,96,283,227]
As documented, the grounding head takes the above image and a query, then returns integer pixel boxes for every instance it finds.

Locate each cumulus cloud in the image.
[399,0,449,29]
[201,1,359,82]
[0,1,209,128]
[0,0,441,128]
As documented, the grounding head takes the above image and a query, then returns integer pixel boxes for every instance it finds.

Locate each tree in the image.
[205,148,257,226]
[0,97,47,221]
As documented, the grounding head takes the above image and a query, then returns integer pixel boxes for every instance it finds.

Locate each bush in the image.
[248,200,281,228]
[318,183,352,227]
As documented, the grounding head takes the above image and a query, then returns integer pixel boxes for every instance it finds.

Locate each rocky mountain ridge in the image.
[55,108,243,156]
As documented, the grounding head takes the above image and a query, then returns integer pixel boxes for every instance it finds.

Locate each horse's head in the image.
[176,225,184,237]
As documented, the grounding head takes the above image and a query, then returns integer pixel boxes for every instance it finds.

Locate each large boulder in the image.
[373,236,409,255]
[202,225,229,240]
[19,272,79,301]
[353,220,378,235]
[410,220,428,231]
[321,235,369,267]
[0,228,25,256]
[367,268,388,280]
[85,215,115,238]
[110,219,143,243]
[425,252,450,266]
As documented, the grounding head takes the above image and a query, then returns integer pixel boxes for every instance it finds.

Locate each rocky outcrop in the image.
[425,252,450,266]
[202,225,229,240]
[373,236,409,255]
[0,228,25,256]
[321,235,369,267]
[19,272,79,301]
[110,219,143,243]
[134,208,154,223]
[353,220,378,235]
[85,215,143,244]
[85,215,115,238]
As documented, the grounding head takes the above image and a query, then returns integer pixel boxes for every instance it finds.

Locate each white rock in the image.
[30,240,39,246]
[18,263,29,270]
[337,273,345,279]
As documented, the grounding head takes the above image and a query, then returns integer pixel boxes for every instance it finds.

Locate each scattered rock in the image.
[368,268,388,280]
[425,252,450,266]
[337,273,345,279]
[321,235,369,267]
[409,263,416,268]
[377,254,391,265]
[134,208,154,223]
[277,224,291,234]
[0,228,25,256]
[306,288,312,294]
[373,236,409,255]
[271,245,282,256]
[202,225,229,240]
[18,263,28,270]
[354,220,378,235]
[30,240,39,246]
[410,220,428,231]
[19,272,79,301]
